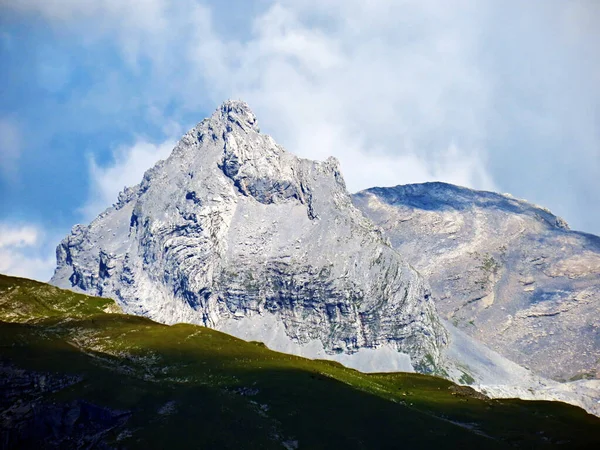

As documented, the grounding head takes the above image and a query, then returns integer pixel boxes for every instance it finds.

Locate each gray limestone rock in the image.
[51,101,447,372]
[353,182,600,381]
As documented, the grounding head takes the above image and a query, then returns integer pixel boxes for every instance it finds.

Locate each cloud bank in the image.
[0,222,55,281]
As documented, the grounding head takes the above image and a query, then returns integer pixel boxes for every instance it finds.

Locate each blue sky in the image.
[1,0,599,281]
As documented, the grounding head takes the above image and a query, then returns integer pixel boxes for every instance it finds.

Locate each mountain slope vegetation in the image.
[1,274,599,449]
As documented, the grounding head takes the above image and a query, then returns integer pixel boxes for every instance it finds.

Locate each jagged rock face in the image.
[353,182,600,381]
[51,101,447,371]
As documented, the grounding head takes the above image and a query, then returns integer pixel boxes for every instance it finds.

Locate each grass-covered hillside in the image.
[1,274,599,449]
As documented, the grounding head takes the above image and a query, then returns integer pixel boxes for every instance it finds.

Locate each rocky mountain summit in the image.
[353,182,600,381]
[51,101,447,373]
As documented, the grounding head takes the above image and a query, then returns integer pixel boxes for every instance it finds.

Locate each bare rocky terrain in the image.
[353,182,600,382]
[51,101,447,373]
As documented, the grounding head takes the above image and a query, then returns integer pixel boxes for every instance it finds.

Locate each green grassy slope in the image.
[1,274,599,449]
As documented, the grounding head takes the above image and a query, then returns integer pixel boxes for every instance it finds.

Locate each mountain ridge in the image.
[51,100,447,373]
[353,182,600,381]
[361,181,570,230]
[49,100,599,416]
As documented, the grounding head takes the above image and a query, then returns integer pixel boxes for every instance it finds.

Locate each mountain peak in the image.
[214,99,260,133]
[51,99,448,373]
[360,182,570,230]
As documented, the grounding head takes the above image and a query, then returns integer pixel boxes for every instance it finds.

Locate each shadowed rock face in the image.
[51,101,447,372]
[353,182,600,381]
[0,363,130,449]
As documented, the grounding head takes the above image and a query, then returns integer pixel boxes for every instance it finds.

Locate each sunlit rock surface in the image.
[51,101,447,372]
[353,182,600,381]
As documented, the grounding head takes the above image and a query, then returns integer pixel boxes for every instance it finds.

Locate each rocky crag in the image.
[51,101,447,373]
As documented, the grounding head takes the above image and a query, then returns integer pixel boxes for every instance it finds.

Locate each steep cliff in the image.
[51,101,447,372]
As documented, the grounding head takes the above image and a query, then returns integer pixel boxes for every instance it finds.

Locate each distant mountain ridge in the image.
[353,182,600,381]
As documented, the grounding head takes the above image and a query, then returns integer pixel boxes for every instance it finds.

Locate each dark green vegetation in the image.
[1,274,599,449]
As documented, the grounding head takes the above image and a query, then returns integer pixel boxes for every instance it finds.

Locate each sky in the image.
[0,0,599,282]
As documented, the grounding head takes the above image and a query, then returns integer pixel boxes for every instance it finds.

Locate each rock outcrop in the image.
[353,182,600,381]
[51,101,447,372]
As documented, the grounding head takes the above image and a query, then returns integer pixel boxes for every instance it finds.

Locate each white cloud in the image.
[197,1,496,193]
[0,118,21,180]
[120,1,490,194]
[0,224,38,247]
[0,222,56,281]
[0,0,172,67]
[3,0,600,233]
[1,0,498,195]
[82,138,177,220]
